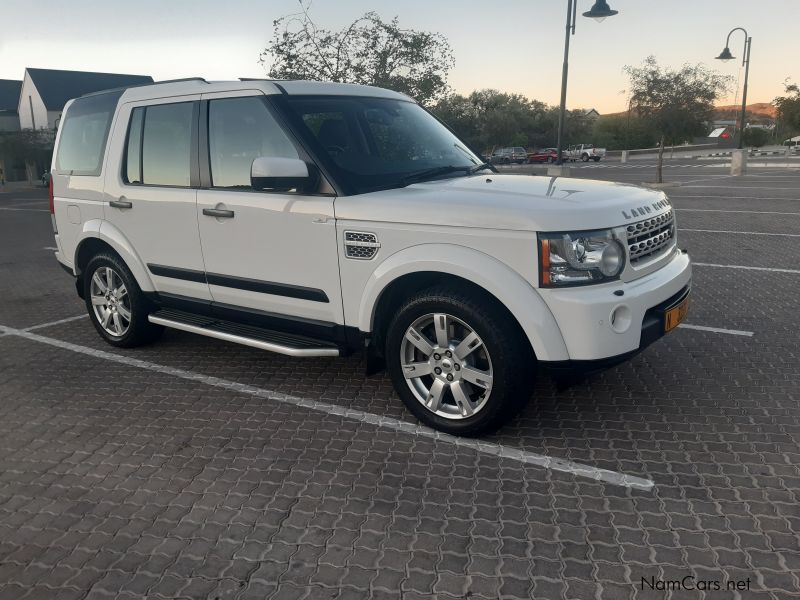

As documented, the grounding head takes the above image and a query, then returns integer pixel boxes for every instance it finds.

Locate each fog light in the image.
[609,305,632,333]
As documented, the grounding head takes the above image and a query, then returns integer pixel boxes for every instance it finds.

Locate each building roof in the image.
[25,68,153,110]
[0,79,22,112]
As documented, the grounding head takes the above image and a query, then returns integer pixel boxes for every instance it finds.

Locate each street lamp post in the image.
[555,0,618,165]
[715,28,752,150]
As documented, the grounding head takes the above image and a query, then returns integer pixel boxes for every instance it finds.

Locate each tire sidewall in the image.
[83,253,154,347]
[385,292,527,435]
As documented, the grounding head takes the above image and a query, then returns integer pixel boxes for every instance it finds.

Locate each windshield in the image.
[284,96,485,194]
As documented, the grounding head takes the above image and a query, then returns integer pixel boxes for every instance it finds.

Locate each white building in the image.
[17,68,152,130]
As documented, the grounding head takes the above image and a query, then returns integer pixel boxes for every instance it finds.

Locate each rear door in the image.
[104,96,211,301]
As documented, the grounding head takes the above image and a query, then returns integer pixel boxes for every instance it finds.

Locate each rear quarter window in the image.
[55,90,123,176]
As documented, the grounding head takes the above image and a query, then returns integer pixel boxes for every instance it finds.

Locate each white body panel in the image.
[196,188,342,323]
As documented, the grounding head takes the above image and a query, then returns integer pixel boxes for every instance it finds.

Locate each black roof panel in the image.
[26,68,153,110]
[0,79,22,112]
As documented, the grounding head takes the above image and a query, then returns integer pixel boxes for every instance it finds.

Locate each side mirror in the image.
[250,157,317,192]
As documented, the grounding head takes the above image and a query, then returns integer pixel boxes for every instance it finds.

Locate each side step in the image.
[148,308,340,357]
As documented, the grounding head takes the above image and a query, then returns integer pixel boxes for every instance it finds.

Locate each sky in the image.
[0,0,797,113]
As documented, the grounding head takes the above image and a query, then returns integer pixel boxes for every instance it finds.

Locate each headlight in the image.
[539,229,625,287]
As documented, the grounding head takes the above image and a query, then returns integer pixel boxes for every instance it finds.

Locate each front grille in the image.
[626,210,675,264]
[344,231,380,260]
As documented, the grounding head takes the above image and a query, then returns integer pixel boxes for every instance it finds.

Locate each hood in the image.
[335,174,671,231]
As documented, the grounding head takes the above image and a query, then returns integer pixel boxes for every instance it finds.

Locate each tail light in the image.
[49,175,57,234]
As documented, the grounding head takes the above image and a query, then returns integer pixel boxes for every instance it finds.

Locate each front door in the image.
[196,92,342,326]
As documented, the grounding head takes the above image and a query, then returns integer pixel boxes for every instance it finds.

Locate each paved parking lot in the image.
[1,158,799,599]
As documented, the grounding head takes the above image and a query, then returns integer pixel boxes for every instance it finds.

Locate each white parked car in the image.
[566,144,606,162]
[50,79,691,435]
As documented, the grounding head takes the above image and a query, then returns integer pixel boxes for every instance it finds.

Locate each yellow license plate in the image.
[664,296,690,332]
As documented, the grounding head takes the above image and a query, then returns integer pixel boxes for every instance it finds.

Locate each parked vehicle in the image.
[566,144,606,162]
[490,147,528,164]
[527,148,559,163]
[50,79,691,435]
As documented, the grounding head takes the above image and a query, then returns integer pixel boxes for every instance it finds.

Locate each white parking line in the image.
[680,228,800,238]
[23,314,88,331]
[672,195,800,200]
[676,209,800,215]
[693,262,800,274]
[678,324,753,337]
[0,323,654,491]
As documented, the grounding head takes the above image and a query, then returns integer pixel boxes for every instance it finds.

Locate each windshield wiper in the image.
[401,165,472,186]
[468,162,495,174]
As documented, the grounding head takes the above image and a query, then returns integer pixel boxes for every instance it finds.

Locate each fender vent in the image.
[344,231,380,260]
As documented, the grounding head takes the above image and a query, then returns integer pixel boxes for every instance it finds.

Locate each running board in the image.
[148,308,340,357]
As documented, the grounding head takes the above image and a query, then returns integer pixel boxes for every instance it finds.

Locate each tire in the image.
[385,286,534,436]
[83,252,163,348]
[581,153,589,162]
[593,157,600,162]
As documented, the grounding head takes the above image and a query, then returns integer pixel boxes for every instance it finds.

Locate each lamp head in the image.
[582,0,619,22]
[715,47,735,62]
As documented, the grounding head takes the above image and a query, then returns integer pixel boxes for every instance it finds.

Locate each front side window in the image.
[208,96,299,188]
[285,96,484,194]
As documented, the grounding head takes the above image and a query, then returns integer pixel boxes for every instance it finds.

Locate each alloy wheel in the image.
[400,312,494,419]
[89,266,131,337]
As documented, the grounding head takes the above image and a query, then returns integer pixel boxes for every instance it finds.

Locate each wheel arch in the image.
[360,244,568,362]
[74,220,155,292]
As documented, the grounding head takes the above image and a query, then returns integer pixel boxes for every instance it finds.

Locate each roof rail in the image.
[80,77,208,98]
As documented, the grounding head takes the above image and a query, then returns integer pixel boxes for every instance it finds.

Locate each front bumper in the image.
[539,248,692,364]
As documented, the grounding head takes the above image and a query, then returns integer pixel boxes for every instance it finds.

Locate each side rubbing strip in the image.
[147,264,207,284]
[146,264,329,303]
[206,273,329,303]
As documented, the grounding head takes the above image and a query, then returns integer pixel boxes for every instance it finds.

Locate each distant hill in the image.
[714,102,776,118]
[604,102,776,120]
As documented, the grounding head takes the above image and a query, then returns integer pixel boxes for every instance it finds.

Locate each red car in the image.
[527,148,559,163]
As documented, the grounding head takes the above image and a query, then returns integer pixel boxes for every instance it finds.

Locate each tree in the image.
[260,1,454,105]
[742,128,770,148]
[0,130,54,183]
[592,114,657,151]
[431,89,594,154]
[624,56,729,182]
[774,80,800,140]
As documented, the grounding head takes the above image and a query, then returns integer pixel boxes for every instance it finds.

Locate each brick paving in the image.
[1,166,799,599]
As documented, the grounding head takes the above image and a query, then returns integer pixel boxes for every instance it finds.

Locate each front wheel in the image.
[385,287,533,435]
[83,252,163,348]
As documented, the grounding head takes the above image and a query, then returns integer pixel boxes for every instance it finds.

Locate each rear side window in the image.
[55,91,122,176]
[124,101,194,187]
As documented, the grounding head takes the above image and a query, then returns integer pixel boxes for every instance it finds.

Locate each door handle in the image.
[109,199,132,209]
[203,208,235,218]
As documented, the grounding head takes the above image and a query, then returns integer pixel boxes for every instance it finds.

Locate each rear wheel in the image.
[83,252,163,348]
[385,287,533,435]
[593,156,600,162]
[581,153,590,162]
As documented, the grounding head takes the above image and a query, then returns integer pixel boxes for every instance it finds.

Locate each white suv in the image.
[50,78,691,435]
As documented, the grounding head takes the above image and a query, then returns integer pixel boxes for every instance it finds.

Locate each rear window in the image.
[55,90,122,176]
